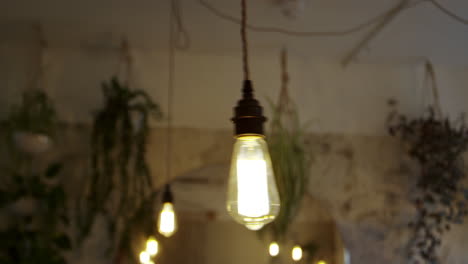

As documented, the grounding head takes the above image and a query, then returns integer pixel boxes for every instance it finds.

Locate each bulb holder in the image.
[232,80,266,136]
[162,184,174,204]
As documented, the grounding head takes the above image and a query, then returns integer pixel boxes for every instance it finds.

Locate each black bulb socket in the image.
[231,80,266,136]
[162,184,174,204]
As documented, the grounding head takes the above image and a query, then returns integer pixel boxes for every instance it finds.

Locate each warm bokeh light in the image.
[146,237,159,256]
[227,136,280,230]
[292,245,303,261]
[158,202,177,237]
[139,251,151,264]
[318,261,327,264]
[269,242,280,257]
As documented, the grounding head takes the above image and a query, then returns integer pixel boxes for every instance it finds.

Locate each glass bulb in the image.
[269,241,280,257]
[145,237,159,256]
[227,135,280,230]
[158,202,177,237]
[292,245,303,261]
[139,251,151,264]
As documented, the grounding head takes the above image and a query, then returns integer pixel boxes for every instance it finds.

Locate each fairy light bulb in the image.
[139,251,151,264]
[292,245,303,261]
[145,237,159,256]
[158,185,177,237]
[227,136,280,230]
[269,241,280,257]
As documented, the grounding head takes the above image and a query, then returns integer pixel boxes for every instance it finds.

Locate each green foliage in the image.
[4,89,57,136]
[388,107,468,264]
[78,77,162,248]
[0,162,71,264]
[262,99,310,240]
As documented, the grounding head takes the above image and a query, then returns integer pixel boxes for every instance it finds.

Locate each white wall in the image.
[2,43,468,135]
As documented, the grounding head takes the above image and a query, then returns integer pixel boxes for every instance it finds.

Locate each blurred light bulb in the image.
[227,136,280,230]
[317,261,327,264]
[292,245,303,261]
[139,251,151,264]
[158,202,177,237]
[269,242,280,257]
[146,237,159,256]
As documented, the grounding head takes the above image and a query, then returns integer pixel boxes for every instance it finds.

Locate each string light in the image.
[226,0,280,231]
[139,251,151,264]
[157,0,178,238]
[269,242,280,257]
[292,245,303,261]
[145,237,159,256]
[197,0,428,37]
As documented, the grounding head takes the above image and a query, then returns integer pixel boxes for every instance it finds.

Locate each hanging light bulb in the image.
[145,237,159,256]
[269,241,280,257]
[139,251,151,264]
[226,0,280,231]
[158,185,178,237]
[292,245,303,261]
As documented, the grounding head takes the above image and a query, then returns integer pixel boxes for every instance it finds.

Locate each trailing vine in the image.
[78,77,162,246]
[387,62,468,263]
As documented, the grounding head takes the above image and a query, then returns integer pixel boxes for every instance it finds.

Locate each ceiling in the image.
[1,0,468,64]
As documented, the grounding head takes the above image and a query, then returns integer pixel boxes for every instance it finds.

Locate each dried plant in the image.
[388,106,468,263]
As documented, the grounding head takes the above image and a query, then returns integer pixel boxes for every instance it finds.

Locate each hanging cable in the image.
[171,0,191,49]
[30,23,47,91]
[241,0,250,80]
[117,37,133,86]
[198,0,427,37]
[424,60,443,118]
[167,0,176,183]
[428,0,468,25]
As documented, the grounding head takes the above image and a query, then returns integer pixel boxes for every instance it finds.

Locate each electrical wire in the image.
[172,0,191,49]
[117,38,133,86]
[167,0,176,183]
[30,23,47,91]
[241,0,249,80]
[428,0,468,25]
[198,0,426,37]
[424,61,443,118]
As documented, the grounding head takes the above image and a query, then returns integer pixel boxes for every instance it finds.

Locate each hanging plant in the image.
[261,50,310,241]
[3,89,57,155]
[2,26,56,155]
[0,162,71,264]
[387,62,468,263]
[5,89,57,136]
[78,76,162,246]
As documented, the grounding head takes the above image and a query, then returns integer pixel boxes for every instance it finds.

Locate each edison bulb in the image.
[139,251,151,264]
[269,241,280,257]
[227,135,280,230]
[292,245,303,261]
[158,202,177,237]
[146,237,159,256]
